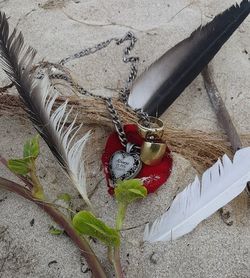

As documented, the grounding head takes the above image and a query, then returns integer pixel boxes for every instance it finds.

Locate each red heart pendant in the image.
[101,124,173,195]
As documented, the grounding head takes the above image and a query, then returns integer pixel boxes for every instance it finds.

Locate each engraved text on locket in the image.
[109,150,142,182]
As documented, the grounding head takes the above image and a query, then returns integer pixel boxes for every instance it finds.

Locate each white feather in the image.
[144,147,250,242]
[36,78,92,207]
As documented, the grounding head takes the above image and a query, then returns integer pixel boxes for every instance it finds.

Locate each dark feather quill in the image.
[128,0,250,116]
[0,13,92,206]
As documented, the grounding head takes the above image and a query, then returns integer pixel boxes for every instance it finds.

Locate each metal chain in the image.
[116,32,139,103]
[59,38,118,66]
[46,32,149,148]
[48,71,129,146]
[58,31,139,103]
[106,98,128,147]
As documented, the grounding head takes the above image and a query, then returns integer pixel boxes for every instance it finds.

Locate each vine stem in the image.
[29,159,45,199]
[113,247,124,278]
[108,245,123,278]
[110,203,127,278]
[0,176,107,278]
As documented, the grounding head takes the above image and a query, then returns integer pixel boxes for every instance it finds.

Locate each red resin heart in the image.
[101,124,173,195]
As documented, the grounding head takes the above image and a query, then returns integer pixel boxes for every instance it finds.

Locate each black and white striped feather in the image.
[0,12,92,207]
[129,0,250,116]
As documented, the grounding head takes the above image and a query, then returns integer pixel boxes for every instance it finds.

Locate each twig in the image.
[202,65,249,195]
[202,66,242,152]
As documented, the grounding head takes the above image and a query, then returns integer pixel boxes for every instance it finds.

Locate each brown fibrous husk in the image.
[0,92,233,173]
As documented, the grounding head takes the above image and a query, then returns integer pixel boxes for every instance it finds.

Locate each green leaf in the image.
[72,211,120,247]
[8,158,31,175]
[114,179,147,205]
[128,188,146,197]
[57,193,72,203]
[49,226,64,235]
[23,135,40,159]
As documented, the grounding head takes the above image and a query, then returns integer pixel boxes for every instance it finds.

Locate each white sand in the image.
[0,0,249,277]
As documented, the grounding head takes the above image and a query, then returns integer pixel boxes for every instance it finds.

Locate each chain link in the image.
[106,98,128,147]
[58,31,139,103]
[45,32,149,148]
[59,38,118,66]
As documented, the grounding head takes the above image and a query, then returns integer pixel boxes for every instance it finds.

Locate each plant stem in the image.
[0,177,107,278]
[109,203,127,278]
[116,203,127,231]
[109,245,123,278]
[113,247,124,278]
[30,160,44,199]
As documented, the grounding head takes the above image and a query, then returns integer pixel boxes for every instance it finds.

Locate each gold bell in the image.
[137,117,167,166]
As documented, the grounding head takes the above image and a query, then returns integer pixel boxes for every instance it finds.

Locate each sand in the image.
[0,0,249,277]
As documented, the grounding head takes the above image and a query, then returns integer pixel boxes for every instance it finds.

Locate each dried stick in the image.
[202,66,242,152]
[202,65,249,220]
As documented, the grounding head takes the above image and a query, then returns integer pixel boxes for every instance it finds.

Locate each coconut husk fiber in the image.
[0,91,232,174]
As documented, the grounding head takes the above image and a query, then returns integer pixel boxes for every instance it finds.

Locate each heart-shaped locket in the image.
[109,150,142,182]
